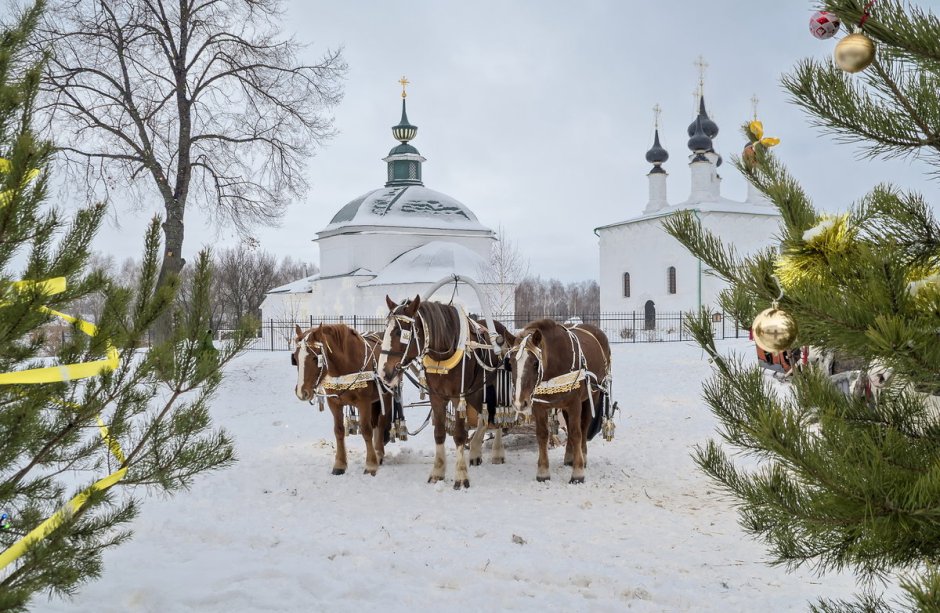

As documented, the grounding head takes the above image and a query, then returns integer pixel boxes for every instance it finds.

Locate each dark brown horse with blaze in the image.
[502,319,611,483]
[378,295,505,490]
[292,324,392,476]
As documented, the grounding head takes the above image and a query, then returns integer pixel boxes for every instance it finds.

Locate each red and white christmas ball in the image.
[810,10,841,40]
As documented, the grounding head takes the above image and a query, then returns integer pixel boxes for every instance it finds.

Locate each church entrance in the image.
[644,300,656,330]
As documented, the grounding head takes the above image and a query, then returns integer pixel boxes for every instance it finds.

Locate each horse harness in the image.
[382,301,506,412]
[509,324,612,415]
[296,329,379,407]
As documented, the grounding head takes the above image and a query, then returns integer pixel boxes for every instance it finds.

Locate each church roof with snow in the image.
[319,185,491,237]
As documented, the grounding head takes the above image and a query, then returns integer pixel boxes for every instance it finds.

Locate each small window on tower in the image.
[408,162,417,180]
[623,272,631,297]
[667,266,677,294]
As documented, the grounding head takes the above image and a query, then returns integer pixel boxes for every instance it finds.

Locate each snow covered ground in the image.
[38,340,871,612]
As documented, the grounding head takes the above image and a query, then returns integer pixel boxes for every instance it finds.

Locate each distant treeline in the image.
[513,277,600,320]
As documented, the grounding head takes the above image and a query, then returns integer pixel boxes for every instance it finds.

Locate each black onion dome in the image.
[645,129,669,165]
[687,115,712,153]
[687,96,719,139]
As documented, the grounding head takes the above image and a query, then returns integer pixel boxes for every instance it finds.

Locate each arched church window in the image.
[667,266,676,294]
[622,272,631,297]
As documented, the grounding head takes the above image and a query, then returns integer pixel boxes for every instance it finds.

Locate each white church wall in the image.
[599,218,701,314]
[598,211,782,315]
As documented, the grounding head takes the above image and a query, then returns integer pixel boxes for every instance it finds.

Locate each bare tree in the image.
[478,224,528,315]
[34,0,346,289]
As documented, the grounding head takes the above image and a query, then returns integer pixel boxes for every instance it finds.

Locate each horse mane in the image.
[316,324,365,370]
[417,301,462,357]
[521,319,573,377]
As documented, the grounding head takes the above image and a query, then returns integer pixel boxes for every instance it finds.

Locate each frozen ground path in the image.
[39,340,870,612]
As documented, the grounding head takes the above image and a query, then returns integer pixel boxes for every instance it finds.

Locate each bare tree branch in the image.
[29,0,346,289]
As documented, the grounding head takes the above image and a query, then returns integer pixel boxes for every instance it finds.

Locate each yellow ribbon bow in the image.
[749,121,780,147]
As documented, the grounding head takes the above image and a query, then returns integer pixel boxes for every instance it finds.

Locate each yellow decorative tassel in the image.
[775,214,855,289]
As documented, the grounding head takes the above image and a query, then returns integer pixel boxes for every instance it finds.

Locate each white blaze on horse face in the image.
[295,336,309,401]
[377,319,398,386]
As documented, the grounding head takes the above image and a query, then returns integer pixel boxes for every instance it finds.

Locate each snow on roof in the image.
[594,199,779,233]
[266,273,321,294]
[358,241,488,287]
[318,186,493,238]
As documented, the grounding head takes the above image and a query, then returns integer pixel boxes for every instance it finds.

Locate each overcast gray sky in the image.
[81,0,936,282]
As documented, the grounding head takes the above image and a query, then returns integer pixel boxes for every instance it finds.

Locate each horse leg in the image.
[359,401,379,476]
[563,409,575,466]
[468,406,485,466]
[491,425,505,464]
[372,397,387,466]
[453,412,471,490]
[581,397,593,467]
[428,396,447,484]
[329,401,347,475]
[535,408,551,482]
[567,399,586,484]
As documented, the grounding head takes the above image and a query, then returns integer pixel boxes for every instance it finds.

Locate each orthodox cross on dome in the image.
[750,93,760,121]
[652,103,662,129]
[399,76,410,98]
[694,55,709,97]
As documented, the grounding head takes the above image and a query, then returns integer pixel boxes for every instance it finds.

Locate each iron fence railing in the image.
[241,311,748,352]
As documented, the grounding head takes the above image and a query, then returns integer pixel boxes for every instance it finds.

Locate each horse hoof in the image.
[428,476,442,484]
[469,457,482,467]
[491,457,505,465]
[453,479,470,490]
[536,475,550,482]
[331,468,346,476]
[364,469,377,476]
[564,460,573,467]
[379,458,384,465]
[569,476,585,485]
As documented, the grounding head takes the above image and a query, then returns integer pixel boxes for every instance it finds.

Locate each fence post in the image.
[722,311,726,339]
[632,311,636,343]
[269,319,274,351]
[353,314,358,330]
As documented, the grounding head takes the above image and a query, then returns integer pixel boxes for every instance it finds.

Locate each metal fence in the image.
[244,311,748,351]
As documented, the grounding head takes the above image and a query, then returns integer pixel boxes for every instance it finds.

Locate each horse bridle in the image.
[293,331,330,395]
[381,303,425,373]
[507,334,545,395]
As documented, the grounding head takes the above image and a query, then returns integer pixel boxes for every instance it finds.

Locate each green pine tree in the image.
[0,3,252,609]
[665,1,940,610]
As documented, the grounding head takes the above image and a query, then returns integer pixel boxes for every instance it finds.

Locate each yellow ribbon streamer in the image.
[0,157,40,208]
[0,467,128,571]
[0,278,127,572]
[0,278,119,384]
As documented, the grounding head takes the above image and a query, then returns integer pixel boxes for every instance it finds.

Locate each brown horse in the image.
[502,319,611,483]
[292,324,392,476]
[377,295,506,489]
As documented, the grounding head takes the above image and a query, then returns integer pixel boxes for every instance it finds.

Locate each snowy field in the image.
[38,340,872,613]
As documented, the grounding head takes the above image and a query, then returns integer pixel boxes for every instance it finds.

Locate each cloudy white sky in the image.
[79,0,935,282]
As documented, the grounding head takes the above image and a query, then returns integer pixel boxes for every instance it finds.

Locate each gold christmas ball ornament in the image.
[834,33,875,73]
[752,306,799,352]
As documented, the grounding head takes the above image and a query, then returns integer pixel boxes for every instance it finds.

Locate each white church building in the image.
[261,92,502,321]
[595,95,782,326]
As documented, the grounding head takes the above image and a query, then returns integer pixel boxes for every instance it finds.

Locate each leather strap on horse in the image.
[422,304,469,375]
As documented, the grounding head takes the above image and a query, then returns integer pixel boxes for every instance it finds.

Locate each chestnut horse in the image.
[502,319,611,483]
[292,324,392,476]
[377,295,506,490]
